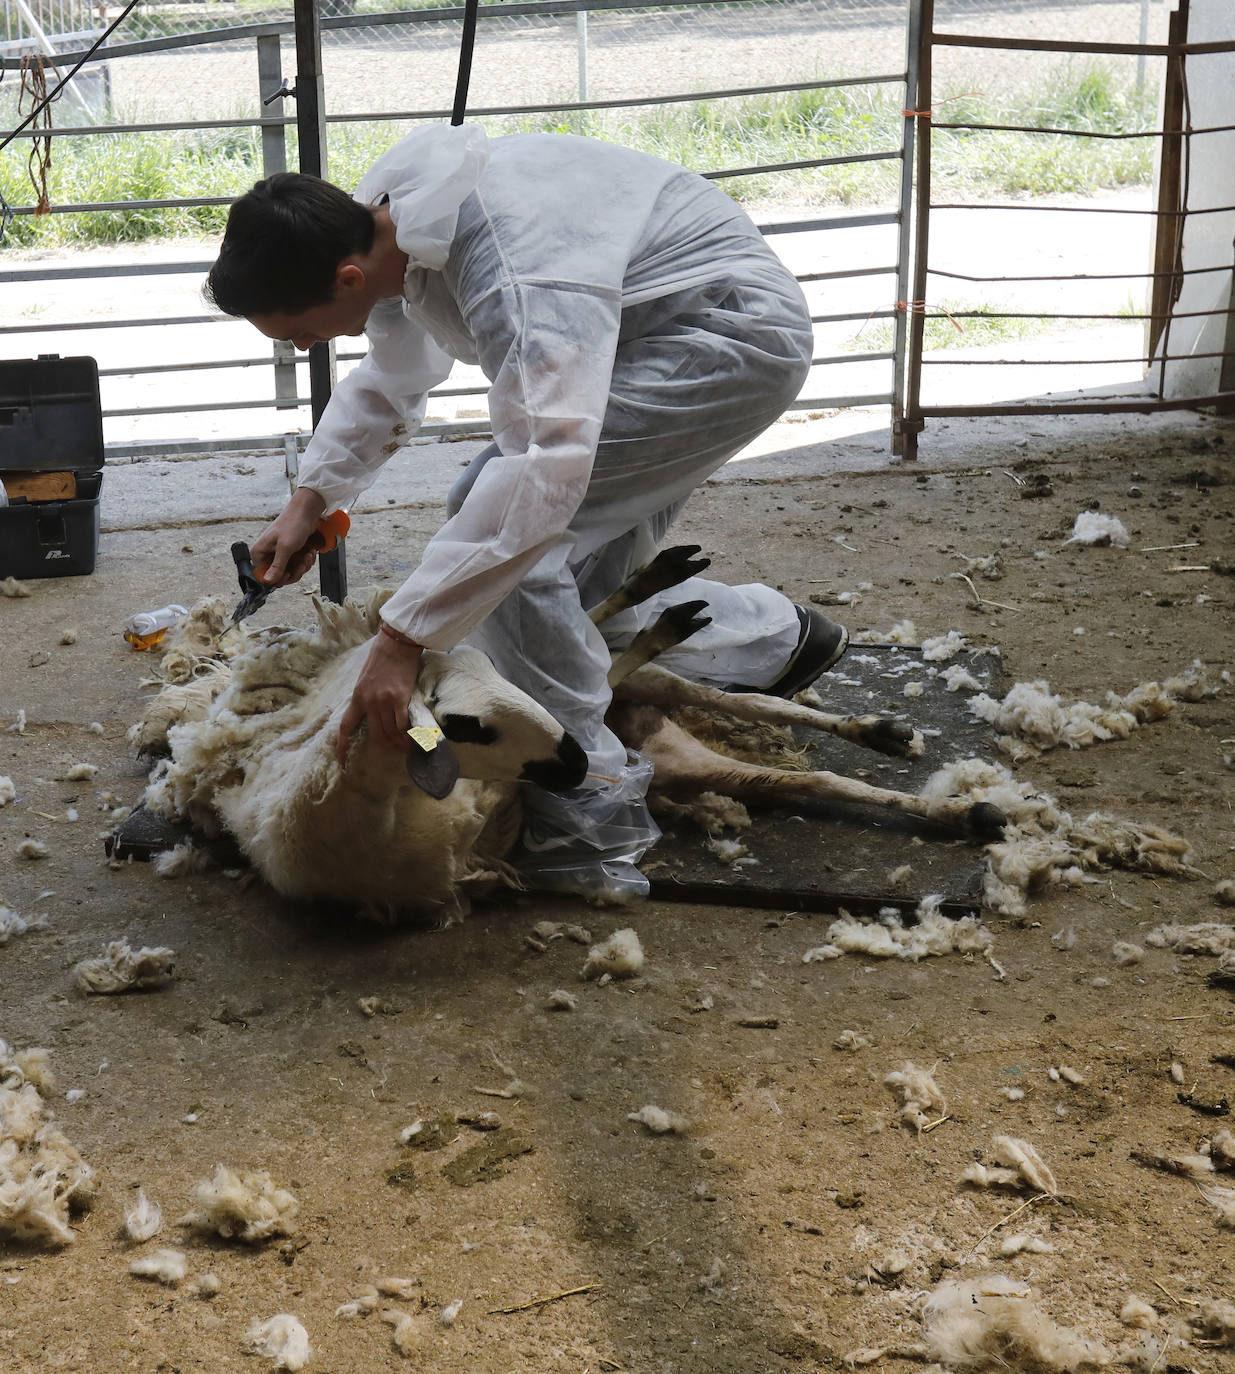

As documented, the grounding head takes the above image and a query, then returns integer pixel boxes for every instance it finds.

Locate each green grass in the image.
[0,60,1159,251]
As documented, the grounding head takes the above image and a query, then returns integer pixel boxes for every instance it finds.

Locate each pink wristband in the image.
[379,621,422,650]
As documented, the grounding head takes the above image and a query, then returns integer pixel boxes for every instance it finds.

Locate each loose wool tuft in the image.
[0,577,32,597]
[0,1038,96,1247]
[1145,922,1235,956]
[125,1188,163,1242]
[1066,511,1130,547]
[921,630,970,662]
[0,776,16,806]
[73,940,176,994]
[627,1104,690,1135]
[244,1314,312,1371]
[17,839,48,860]
[803,896,994,964]
[0,907,31,945]
[180,1164,299,1242]
[1191,1297,1235,1346]
[129,1247,186,1285]
[884,1061,946,1132]
[152,841,211,879]
[921,1273,1112,1370]
[1119,1295,1157,1328]
[962,1136,1057,1196]
[582,928,645,980]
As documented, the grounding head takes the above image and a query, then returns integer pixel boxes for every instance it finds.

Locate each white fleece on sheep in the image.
[803,895,994,964]
[244,1314,312,1371]
[180,1164,299,1242]
[922,1273,1112,1369]
[0,1038,96,1248]
[582,928,644,980]
[73,940,175,994]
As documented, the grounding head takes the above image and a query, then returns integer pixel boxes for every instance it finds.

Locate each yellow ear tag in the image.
[407,724,443,753]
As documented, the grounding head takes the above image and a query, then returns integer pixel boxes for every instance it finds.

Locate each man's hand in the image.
[250,486,329,586]
[337,629,424,767]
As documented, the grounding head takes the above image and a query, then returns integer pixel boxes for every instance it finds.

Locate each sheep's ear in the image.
[405,732,460,799]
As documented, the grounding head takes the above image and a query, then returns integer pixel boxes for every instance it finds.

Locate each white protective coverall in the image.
[296,124,814,876]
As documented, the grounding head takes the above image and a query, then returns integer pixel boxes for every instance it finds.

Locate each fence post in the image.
[577,8,588,102]
[257,31,299,421]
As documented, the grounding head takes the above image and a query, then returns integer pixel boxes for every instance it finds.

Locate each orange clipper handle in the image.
[306,509,351,553]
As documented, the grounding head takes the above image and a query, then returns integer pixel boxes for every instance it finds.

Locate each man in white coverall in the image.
[205,123,848,897]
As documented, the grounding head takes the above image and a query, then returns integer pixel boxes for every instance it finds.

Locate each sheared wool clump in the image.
[17,839,48,860]
[706,836,749,864]
[1214,880,1235,908]
[157,598,245,686]
[653,789,753,833]
[73,940,176,994]
[921,630,969,662]
[63,763,97,781]
[6,710,26,736]
[439,1298,463,1327]
[941,664,984,693]
[1208,1128,1235,1169]
[193,1272,221,1298]
[967,674,1195,761]
[803,895,994,964]
[1145,922,1235,956]
[181,1164,299,1242]
[834,1029,872,1052]
[125,1188,163,1242]
[884,1061,946,1132]
[0,776,16,806]
[152,841,211,879]
[59,628,77,646]
[244,1314,312,1371]
[582,927,644,980]
[628,1104,690,1134]
[1111,941,1143,966]
[1,576,32,597]
[1119,1295,1156,1328]
[0,1038,96,1247]
[381,1307,421,1355]
[919,757,1193,917]
[129,1247,186,1285]
[962,1136,1057,1195]
[1199,1183,1235,1226]
[998,1233,1054,1257]
[531,920,591,945]
[546,989,577,1012]
[922,1273,1112,1369]
[853,619,919,645]
[1066,511,1130,547]
[1191,1297,1235,1345]
[0,907,31,944]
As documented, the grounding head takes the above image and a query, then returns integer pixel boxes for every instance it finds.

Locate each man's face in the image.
[250,292,371,352]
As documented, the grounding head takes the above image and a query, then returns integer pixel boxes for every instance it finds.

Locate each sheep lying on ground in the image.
[131,549,1004,919]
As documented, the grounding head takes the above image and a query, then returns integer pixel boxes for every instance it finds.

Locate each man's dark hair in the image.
[204,172,376,318]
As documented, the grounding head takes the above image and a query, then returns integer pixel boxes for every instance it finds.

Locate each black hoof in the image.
[653,599,712,646]
[967,801,1007,840]
[867,717,917,757]
[634,544,712,599]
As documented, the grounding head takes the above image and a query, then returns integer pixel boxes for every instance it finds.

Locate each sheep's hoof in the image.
[967,801,1007,840]
[864,717,917,757]
[653,598,712,647]
[638,544,712,594]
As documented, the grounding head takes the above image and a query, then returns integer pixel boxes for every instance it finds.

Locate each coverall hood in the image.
[354,122,490,273]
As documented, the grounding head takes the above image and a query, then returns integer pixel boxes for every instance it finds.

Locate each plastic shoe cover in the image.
[515,751,660,902]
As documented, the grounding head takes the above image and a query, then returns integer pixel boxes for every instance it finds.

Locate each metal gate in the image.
[897,0,1235,459]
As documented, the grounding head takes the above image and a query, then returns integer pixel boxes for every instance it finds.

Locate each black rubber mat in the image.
[645,643,1004,917]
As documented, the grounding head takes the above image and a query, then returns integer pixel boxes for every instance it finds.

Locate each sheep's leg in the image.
[606,601,712,688]
[587,544,712,626]
[615,662,918,759]
[609,702,1005,840]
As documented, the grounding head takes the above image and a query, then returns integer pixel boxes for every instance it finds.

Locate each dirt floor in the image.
[2,405,1235,1372]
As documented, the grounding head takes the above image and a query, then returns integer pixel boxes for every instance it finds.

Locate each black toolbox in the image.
[0,355,105,579]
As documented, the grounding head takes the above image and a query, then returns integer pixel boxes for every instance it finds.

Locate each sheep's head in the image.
[419,645,588,790]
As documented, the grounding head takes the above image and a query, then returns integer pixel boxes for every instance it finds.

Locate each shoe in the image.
[729,605,848,698]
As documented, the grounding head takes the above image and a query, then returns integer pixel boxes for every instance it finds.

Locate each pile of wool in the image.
[179,1164,299,1242]
[0,1038,96,1246]
[244,1314,312,1371]
[921,630,970,662]
[1066,511,1131,547]
[961,1136,1057,1196]
[582,928,644,980]
[73,939,176,994]
[884,1061,946,1132]
[918,758,1193,917]
[803,894,994,963]
[968,664,1217,762]
[921,1273,1112,1369]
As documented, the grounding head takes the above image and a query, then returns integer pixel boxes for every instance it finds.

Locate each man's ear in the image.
[335,261,366,295]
